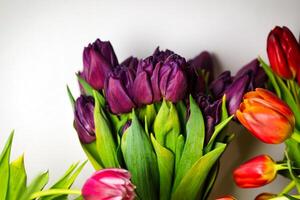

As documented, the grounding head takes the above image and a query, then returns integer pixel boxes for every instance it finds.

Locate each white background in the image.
[0,0,299,199]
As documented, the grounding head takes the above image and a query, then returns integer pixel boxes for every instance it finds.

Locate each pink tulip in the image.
[82,168,136,200]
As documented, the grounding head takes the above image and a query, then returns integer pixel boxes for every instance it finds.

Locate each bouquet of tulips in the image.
[68,37,268,200]
[222,26,300,200]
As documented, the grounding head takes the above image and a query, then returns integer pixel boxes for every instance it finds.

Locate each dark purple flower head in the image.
[225,75,250,115]
[159,54,188,102]
[195,95,222,144]
[74,95,96,144]
[133,56,162,106]
[234,59,267,90]
[120,56,138,71]
[209,71,233,99]
[188,51,214,83]
[152,47,174,63]
[105,58,137,114]
[80,39,119,90]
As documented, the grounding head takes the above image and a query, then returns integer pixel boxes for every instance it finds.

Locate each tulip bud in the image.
[82,168,136,200]
[233,155,277,188]
[196,95,222,143]
[224,75,250,115]
[255,193,277,200]
[132,56,162,106]
[74,95,96,144]
[105,58,137,114]
[267,26,300,79]
[209,71,232,99]
[215,195,237,200]
[188,51,214,84]
[159,54,188,102]
[236,88,295,144]
[234,59,267,91]
[80,39,119,90]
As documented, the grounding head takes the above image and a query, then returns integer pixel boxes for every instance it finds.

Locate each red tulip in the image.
[255,193,277,200]
[267,26,300,79]
[82,168,136,200]
[236,88,295,144]
[233,155,277,188]
[215,195,237,200]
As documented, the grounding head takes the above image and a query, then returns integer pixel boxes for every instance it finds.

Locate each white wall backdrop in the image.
[0,0,299,199]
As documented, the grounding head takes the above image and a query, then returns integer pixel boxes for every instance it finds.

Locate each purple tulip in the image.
[234,59,267,91]
[159,54,188,102]
[80,39,119,90]
[196,95,222,143]
[132,56,162,105]
[74,95,96,144]
[209,71,233,99]
[224,75,250,115]
[105,58,137,114]
[188,51,214,83]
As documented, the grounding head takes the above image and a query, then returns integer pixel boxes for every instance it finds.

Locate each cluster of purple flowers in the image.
[74,38,267,144]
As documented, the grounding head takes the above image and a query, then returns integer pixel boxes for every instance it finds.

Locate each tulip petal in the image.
[132,72,153,105]
[106,77,135,114]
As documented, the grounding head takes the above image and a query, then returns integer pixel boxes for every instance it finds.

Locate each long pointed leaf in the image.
[121,110,159,200]
[173,96,205,190]
[172,144,226,200]
[151,134,174,200]
[0,131,14,200]
[20,171,49,200]
[8,154,27,200]
[93,90,119,168]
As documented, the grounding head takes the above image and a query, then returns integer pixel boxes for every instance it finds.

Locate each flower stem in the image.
[275,163,289,171]
[30,189,81,199]
[279,180,296,195]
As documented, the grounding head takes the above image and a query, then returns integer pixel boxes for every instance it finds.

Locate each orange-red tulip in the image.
[233,155,277,188]
[236,88,295,144]
[255,193,277,200]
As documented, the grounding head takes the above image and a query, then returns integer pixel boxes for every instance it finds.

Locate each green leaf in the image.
[151,134,174,200]
[205,115,233,152]
[121,110,159,200]
[81,142,103,170]
[93,90,119,168]
[202,162,219,200]
[285,139,300,168]
[175,135,185,174]
[77,74,93,96]
[138,104,157,128]
[41,161,87,200]
[173,96,205,190]
[66,85,75,109]
[153,100,180,153]
[259,57,281,98]
[221,95,228,121]
[275,76,300,130]
[176,101,187,136]
[172,144,226,200]
[20,171,49,200]
[0,131,14,200]
[77,75,106,106]
[8,154,27,200]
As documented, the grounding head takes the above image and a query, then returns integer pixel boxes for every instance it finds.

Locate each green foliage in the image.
[121,110,159,200]
[0,132,84,200]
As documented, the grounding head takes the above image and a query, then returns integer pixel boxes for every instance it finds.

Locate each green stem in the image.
[289,80,300,105]
[30,189,81,199]
[275,164,289,171]
[279,180,296,195]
